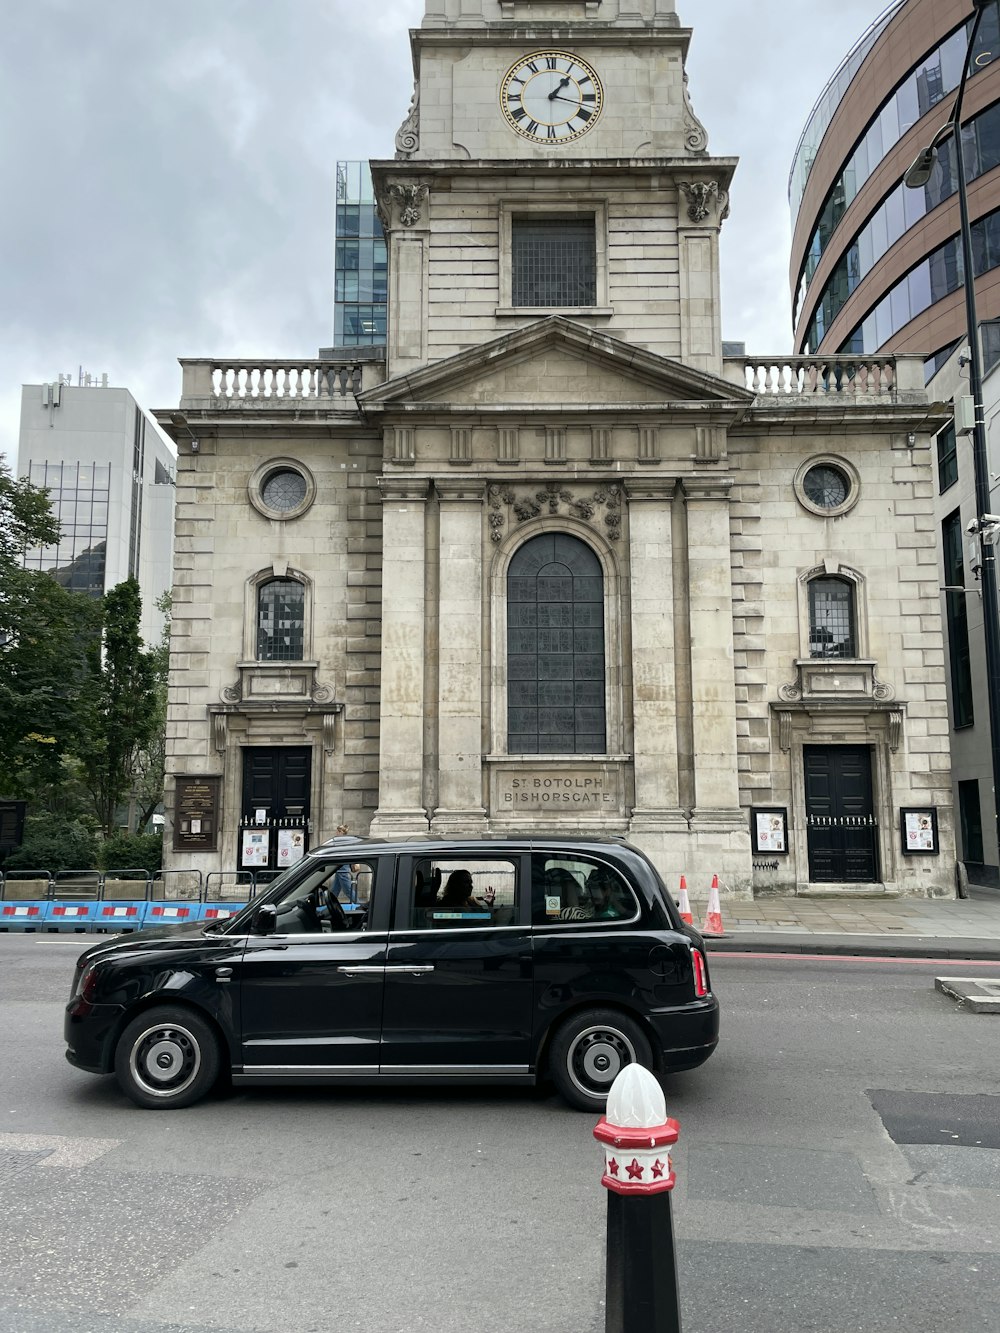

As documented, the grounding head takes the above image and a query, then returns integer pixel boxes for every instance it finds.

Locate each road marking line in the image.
[710,951,1000,966]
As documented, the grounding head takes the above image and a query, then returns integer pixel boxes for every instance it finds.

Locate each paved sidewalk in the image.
[689,885,1000,959]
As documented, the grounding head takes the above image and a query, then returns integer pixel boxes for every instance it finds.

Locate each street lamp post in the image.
[904,0,1000,868]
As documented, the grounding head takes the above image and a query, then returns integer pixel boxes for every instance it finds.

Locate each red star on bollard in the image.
[652,1159,665,1178]
[608,1157,620,1176]
[626,1159,644,1180]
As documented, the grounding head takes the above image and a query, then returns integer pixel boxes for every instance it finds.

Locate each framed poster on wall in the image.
[900,807,939,855]
[750,807,788,854]
[241,828,270,868]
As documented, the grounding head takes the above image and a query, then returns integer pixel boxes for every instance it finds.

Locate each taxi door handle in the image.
[383,965,435,975]
[338,965,387,976]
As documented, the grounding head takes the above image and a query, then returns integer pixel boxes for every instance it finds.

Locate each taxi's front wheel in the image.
[114,1006,221,1110]
[549,1008,653,1112]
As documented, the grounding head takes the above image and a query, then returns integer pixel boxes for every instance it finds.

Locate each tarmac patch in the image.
[868,1090,1000,1150]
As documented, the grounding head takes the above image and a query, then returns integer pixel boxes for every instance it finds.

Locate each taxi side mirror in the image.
[252,904,278,936]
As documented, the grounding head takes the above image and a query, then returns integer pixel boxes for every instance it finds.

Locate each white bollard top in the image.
[605,1064,666,1129]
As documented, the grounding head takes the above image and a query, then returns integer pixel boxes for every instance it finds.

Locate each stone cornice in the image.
[681,476,735,502]
[434,478,487,502]
[411,27,691,53]
[623,478,680,501]
[378,477,431,503]
[730,403,953,433]
[370,155,738,182]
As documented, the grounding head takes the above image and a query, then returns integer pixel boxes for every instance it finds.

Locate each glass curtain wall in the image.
[333,160,387,346]
[23,461,110,596]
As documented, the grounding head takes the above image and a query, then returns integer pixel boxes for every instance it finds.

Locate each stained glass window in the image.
[507,533,606,754]
[808,578,856,659]
[257,579,305,662]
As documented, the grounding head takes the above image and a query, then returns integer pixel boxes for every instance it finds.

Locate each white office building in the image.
[16,377,176,644]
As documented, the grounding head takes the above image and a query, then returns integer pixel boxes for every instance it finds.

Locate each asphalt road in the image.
[1,934,999,1332]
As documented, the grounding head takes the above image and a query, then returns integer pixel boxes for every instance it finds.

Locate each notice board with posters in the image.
[173,776,222,852]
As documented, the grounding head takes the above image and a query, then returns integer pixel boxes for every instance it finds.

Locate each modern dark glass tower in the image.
[333,160,388,347]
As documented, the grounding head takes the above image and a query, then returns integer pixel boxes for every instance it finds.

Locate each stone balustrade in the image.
[723,354,925,399]
[178,357,384,406]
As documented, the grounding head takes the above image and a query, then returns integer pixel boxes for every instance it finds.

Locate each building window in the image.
[958,779,984,864]
[803,464,849,509]
[808,578,856,658]
[942,509,974,728]
[261,469,307,513]
[794,456,859,517]
[937,422,958,493]
[248,459,315,521]
[257,579,305,662]
[512,217,596,308]
[23,460,111,598]
[507,533,606,754]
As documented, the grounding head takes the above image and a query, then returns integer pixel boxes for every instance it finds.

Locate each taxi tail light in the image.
[692,947,710,997]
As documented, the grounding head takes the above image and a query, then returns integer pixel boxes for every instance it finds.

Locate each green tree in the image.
[79,578,160,835]
[131,591,171,830]
[0,456,98,797]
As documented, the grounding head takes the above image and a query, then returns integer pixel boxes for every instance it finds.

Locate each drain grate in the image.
[0,1148,54,1181]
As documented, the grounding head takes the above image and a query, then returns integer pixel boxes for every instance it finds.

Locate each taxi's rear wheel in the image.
[549,1008,653,1112]
[114,1006,220,1110]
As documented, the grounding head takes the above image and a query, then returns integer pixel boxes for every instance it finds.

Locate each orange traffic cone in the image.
[677,875,693,925]
[701,873,726,937]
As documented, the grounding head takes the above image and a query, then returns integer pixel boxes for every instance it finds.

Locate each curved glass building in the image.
[790,0,1000,372]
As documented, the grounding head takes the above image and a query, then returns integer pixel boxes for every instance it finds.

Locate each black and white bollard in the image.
[593,1064,682,1333]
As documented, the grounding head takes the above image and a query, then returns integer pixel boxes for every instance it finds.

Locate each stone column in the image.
[677,180,728,378]
[626,480,687,833]
[370,478,430,836]
[684,478,742,827]
[432,480,487,834]
[379,179,431,381]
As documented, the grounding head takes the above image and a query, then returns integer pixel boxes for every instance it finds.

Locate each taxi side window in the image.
[531,855,637,925]
[404,858,518,930]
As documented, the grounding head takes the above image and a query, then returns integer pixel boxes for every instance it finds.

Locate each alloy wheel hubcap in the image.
[569,1026,636,1096]
[130,1025,201,1098]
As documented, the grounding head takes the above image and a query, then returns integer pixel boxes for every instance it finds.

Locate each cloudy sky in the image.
[2,0,893,467]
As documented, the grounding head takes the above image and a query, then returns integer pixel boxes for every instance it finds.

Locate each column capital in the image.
[379,477,430,503]
[435,478,486,503]
[681,476,734,503]
[624,478,680,503]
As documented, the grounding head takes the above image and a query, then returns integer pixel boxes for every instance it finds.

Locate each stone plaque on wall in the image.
[173,776,222,852]
[493,764,623,817]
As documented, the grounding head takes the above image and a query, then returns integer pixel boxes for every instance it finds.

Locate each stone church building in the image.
[159,0,956,898]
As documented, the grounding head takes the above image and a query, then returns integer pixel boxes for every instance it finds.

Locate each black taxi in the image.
[65,835,719,1111]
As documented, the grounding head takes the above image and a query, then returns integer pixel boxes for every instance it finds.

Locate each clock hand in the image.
[548,76,571,101]
[548,93,583,107]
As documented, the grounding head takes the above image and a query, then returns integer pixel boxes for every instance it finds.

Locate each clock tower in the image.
[371,0,735,379]
[363,0,751,880]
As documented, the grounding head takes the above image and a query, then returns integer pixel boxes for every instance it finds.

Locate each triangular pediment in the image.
[358,317,753,413]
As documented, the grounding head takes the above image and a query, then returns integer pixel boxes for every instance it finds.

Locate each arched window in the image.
[507,533,606,754]
[256,579,305,661]
[808,577,856,659]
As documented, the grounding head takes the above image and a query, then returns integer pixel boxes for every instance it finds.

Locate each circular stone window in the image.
[248,459,315,521]
[794,457,860,518]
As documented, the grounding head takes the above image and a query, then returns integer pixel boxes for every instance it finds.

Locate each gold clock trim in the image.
[500,50,604,144]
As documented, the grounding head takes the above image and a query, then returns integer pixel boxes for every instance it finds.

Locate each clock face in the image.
[500,51,603,144]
